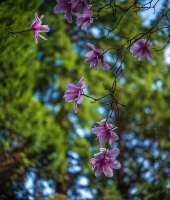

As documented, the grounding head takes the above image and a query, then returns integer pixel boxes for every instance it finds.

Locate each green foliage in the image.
[48,194,67,200]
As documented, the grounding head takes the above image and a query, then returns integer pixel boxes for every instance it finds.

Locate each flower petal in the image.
[103,163,113,177]
[63,90,78,101]
[85,51,94,58]
[94,151,103,160]
[77,95,84,104]
[99,130,107,147]
[95,163,103,177]
[107,148,120,158]
[78,76,86,89]
[109,160,121,169]
[66,83,79,90]
[92,127,105,134]
[138,49,145,61]
[145,48,153,61]
[87,43,97,50]
[112,131,119,141]
[74,101,78,113]
[101,61,110,70]
[96,119,106,126]
[131,47,142,57]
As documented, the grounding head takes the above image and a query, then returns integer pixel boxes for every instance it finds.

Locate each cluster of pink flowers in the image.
[30,1,155,178]
[54,0,93,32]
[63,78,121,177]
[91,119,121,177]
[30,4,154,63]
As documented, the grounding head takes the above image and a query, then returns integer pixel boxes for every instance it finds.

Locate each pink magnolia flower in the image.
[90,148,121,177]
[92,119,119,148]
[63,77,85,113]
[54,0,73,23]
[76,10,93,32]
[31,13,50,44]
[130,39,153,61]
[72,0,89,15]
[85,43,110,70]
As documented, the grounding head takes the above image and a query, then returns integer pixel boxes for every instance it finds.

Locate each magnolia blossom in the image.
[54,0,73,23]
[92,119,118,148]
[72,0,89,15]
[90,148,121,177]
[76,8,93,32]
[85,43,110,70]
[31,13,50,44]
[130,39,153,61]
[63,77,85,113]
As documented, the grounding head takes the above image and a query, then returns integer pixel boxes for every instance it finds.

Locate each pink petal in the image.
[90,158,98,169]
[135,39,146,47]
[107,148,120,158]
[96,119,106,126]
[95,163,103,177]
[94,151,103,160]
[109,160,121,169]
[100,148,107,152]
[40,15,44,20]
[38,25,50,32]
[74,101,78,113]
[64,91,78,101]
[145,48,153,61]
[99,131,107,147]
[77,95,84,104]
[146,41,152,46]
[35,12,38,19]
[86,56,98,63]
[103,163,113,177]
[66,83,79,90]
[78,76,85,89]
[89,62,93,68]
[64,8,72,23]
[101,61,110,70]
[85,51,94,58]
[87,43,96,50]
[38,33,47,41]
[34,32,39,44]
[138,49,145,61]
[109,139,114,148]
[131,47,142,57]
[77,3,85,14]
[130,45,139,53]
[92,127,105,134]
[112,131,119,141]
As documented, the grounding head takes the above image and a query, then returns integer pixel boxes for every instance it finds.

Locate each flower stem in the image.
[0,25,32,37]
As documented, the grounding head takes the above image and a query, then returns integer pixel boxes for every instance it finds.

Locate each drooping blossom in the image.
[54,0,73,23]
[63,77,85,113]
[85,43,110,70]
[130,39,153,61]
[31,13,50,44]
[54,0,93,29]
[76,8,93,32]
[72,0,89,15]
[92,119,118,148]
[90,148,121,177]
